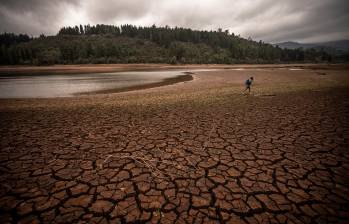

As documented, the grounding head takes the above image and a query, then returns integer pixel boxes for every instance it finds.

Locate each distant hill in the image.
[275,40,349,53]
[0,24,341,65]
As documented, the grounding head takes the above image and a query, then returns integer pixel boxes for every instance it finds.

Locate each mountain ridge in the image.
[275,40,349,52]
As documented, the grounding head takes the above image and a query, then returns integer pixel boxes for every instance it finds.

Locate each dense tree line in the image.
[0,33,31,46]
[0,24,338,65]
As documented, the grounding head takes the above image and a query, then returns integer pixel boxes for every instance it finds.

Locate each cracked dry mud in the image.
[0,68,349,223]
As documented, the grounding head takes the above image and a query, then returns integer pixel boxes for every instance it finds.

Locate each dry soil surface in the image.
[0,65,349,223]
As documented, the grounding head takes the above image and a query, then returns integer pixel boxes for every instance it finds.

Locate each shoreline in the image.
[76,74,194,96]
[0,63,348,76]
[0,64,347,104]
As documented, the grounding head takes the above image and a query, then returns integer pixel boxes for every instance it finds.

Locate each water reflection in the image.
[0,70,193,98]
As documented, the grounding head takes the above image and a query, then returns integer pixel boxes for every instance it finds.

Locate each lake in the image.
[0,70,194,98]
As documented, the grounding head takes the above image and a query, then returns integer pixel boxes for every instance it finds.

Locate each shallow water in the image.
[0,70,195,98]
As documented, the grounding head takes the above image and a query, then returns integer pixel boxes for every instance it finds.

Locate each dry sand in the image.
[0,64,348,223]
[0,64,348,109]
[0,63,347,75]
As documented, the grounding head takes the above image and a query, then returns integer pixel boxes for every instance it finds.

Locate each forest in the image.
[0,24,339,65]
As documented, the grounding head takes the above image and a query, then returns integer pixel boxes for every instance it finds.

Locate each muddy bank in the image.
[77,74,193,95]
[1,63,348,75]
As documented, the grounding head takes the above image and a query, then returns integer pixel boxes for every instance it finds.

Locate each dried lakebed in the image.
[0,66,348,223]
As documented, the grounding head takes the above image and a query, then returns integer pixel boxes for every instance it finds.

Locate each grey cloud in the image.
[0,0,348,43]
[155,2,219,29]
[247,0,349,42]
[85,0,152,23]
[233,0,278,22]
[0,0,80,35]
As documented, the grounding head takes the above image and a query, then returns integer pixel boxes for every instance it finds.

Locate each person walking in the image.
[244,77,254,93]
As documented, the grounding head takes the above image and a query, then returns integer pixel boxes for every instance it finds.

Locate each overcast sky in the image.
[0,0,348,43]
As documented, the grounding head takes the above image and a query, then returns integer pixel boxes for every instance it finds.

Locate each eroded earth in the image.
[0,68,349,223]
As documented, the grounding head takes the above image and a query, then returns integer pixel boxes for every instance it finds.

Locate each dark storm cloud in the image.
[244,0,349,43]
[0,0,80,35]
[0,0,348,43]
[0,0,78,11]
